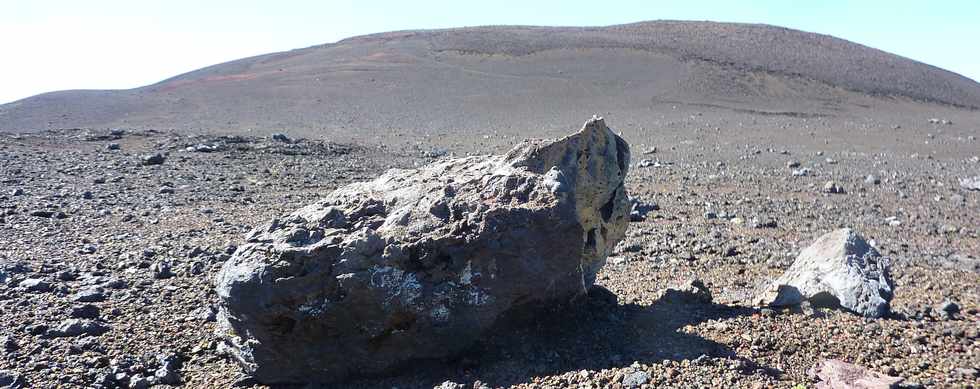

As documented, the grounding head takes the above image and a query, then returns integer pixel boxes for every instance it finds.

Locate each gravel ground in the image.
[0,124,977,388]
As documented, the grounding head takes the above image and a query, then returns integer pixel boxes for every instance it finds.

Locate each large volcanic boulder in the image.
[214,117,631,383]
[758,228,894,318]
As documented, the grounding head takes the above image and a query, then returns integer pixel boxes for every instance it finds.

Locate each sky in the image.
[1,0,978,104]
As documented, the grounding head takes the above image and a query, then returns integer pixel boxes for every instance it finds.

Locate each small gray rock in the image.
[953,367,978,378]
[792,168,811,177]
[759,229,893,318]
[19,278,51,292]
[153,353,182,385]
[629,196,658,222]
[1,336,17,351]
[750,216,777,229]
[938,300,960,315]
[823,181,845,194]
[0,369,26,388]
[47,319,109,337]
[622,370,650,387]
[28,210,65,219]
[152,261,174,279]
[71,304,101,319]
[57,270,77,281]
[960,176,980,191]
[73,287,106,302]
[128,375,151,389]
[141,153,166,166]
[433,381,466,389]
[78,243,99,254]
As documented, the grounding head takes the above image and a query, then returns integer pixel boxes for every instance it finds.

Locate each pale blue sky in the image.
[1,0,977,104]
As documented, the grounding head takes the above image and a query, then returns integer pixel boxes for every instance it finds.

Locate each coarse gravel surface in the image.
[1,116,977,388]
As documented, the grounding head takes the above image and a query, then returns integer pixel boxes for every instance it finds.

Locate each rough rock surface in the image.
[214,117,631,383]
[808,359,903,389]
[759,228,894,318]
[961,176,980,191]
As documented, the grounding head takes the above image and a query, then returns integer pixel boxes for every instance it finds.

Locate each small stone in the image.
[19,278,51,292]
[622,370,650,387]
[434,381,466,389]
[1,336,18,351]
[73,287,106,303]
[189,144,219,153]
[792,168,811,176]
[953,367,978,378]
[153,353,182,385]
[629,196,657,222]
[71,304,101,319]
[11,188,24,196]
[787,161,801,168]
[864,175,880,185]
[750,216,777,229]
[27,324,49,336]
[823,181,845,194]
[885,216,901,227]
[29,210,61,218]
[106,143,121,150]
[808,359,901,388]
[270,133,291,142]
[47,319,110,337]
[128,375,151,389]
[0,369,26,387]
[79,244,98,254]
[723,245,739,257]
[152,261,174,279]
[141,153,166,166]
[960,176,980,191]
[187,246,206,258]
[938,300,960,315]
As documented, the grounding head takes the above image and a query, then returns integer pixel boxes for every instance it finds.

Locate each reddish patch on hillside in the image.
[361,52,418,64]
[156,73,262,92]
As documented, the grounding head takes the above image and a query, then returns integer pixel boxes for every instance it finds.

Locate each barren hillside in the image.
[2,21,978,136]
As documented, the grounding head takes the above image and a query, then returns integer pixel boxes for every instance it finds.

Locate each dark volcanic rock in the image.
[214,117,631,383]
[0,369,27,388]
[141,153,166,166]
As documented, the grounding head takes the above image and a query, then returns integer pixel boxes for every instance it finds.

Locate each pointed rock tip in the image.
[583,114,606,130]
[504,115,625,172]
